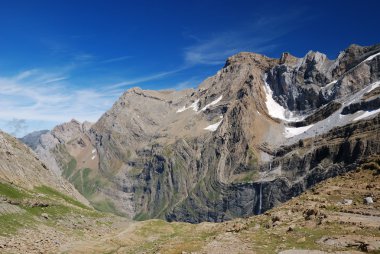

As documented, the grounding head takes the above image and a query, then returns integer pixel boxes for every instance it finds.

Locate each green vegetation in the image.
[247,148,258,170]
[34,185,88,210]
[24,204,71,219]
[231,169,259,184]
[134,212,150,221]
[122,219,219,254]
[173,156,185,172]
[70,168,102,199]
[0,182,30,199]
[92,199,122,216]
[127,167,143,176]
[0,184,92,236]
[0,212,35,236]
[63,158,77,178]
[241,170,259,183]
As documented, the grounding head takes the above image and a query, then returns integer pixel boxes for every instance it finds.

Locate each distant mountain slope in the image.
[0,130,87,205]
[19,130,49,150]
[23,43,380,222]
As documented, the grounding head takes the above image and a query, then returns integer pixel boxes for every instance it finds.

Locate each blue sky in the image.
[0,0,379,137]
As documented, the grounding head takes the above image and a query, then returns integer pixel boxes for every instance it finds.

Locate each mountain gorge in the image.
[22,43,380,224]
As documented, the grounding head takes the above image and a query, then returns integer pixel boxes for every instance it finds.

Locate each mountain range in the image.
[20,43,380,222]
[0,43,379,253]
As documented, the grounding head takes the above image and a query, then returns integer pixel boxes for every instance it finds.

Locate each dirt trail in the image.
[60,220,135,253]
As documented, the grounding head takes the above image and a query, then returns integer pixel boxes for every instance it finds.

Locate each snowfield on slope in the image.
[284,125,314,138]
[204,119,223,131]
[282,80,380,144]
[201,95,223,111]
[353,108,380,121]
[177,99,200,113]
[263,75,305,122]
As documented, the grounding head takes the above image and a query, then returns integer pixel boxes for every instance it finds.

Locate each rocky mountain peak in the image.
[279,52,298,65]
[224,52,277,70]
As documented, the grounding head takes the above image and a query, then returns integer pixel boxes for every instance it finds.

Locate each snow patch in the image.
[91,149,96,154]
[357,52,380,67]
[353,108,380,121]
[324,80,337,89]
[204,119,223,131]
[176,99,200,113]
[263,75,304,121]
[365,52,380,62]
[176,106,186,113]
[343,81,380,107]
[367,81,380,93]
[201,95,223,111]
[91,155,96,160]
[190,99,200,111]
[284,125,313,138]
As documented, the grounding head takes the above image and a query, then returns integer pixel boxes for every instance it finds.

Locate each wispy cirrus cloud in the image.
[107,67,186,89]
[101,55,132,64]
[107,10,307,89]
[183,11,305,66]
[166,77,202,91]
[0,69,123,130]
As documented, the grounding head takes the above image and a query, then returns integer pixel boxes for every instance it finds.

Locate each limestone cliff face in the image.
[25,43,380,222]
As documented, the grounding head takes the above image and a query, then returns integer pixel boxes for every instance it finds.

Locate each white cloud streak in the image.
[0,70,123,124]
[107,67,186,89]
[101,55,132,64]
[183,11,304,66]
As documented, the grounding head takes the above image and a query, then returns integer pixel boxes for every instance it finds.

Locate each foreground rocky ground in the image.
[1,157,379,253]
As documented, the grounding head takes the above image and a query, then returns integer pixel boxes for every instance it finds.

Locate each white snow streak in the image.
[91,155,96,160]
[204,119,223,131]
[263,76,304,121]
[91,149,96,154]
[284,125,313,138]
[367,81,380,93]
[324,80,337,89]
[190,99,200,111]
[357,52,380,67]
[176,106,186,113]
[365,52,380,62]
[353,108,380,121]
[201,95,223,111]
[176,99,200,113]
